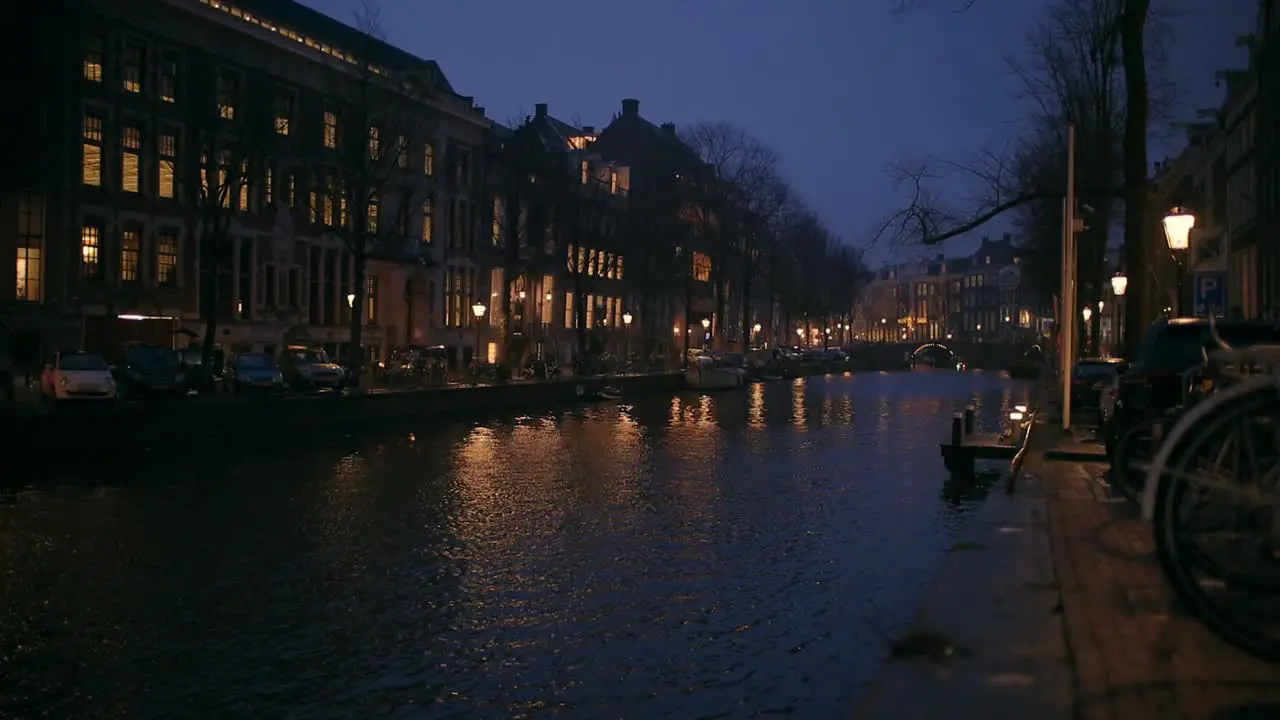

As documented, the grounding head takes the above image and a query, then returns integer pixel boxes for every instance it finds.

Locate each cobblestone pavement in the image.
[1028,427,1280,719]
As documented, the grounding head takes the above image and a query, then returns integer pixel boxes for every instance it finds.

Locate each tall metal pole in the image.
[1061,124,1077,430]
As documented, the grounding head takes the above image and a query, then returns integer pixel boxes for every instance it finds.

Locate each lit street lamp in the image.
[346,292,355,308]
[701,317,710,329]
[1162,206,1195,316]
[518,290,526,300]
[700,317,711,349]
[622,312,633,360]
[1110,273,1127,296]
[471,301,487,362]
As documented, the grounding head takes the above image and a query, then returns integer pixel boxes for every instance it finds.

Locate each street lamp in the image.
[1082,305,1092,323]
[1163,207,1194,316]
[622,312,633,359]
[471,301,486,362]
[1110,273,1127,296]
[700,317,710,329]
[545,292,553,302]
[1162,206,1195,251]
[518,290,526,300]
[346,292,356,308]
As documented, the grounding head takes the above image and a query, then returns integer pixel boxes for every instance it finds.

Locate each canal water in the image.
[0,370,1032,719]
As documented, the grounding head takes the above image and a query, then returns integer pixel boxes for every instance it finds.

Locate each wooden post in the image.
[951,414,963,446]
[964,406,976,435]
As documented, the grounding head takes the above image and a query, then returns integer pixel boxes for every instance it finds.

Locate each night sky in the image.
[301,0,1255,265]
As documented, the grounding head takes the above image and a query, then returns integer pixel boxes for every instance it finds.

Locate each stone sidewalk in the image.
[1033,430,1280,719]
[857,418,1280,719]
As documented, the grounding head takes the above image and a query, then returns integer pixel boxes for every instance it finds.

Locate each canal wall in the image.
[9,372,684,453]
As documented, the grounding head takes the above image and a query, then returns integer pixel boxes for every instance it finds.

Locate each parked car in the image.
[179,346,224,393]
[1071,358,1126,408]
[1105,318,1280,457]
[278,346,345,391]
[41,351,116,402]
[111,342,185,398]
[224,353,285,396]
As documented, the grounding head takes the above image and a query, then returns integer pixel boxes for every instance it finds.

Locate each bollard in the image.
[964,406,976,435]
[951,413,963,446]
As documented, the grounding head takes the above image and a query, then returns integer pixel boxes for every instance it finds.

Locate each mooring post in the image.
[964,406,976,435]
[951,413,963,446]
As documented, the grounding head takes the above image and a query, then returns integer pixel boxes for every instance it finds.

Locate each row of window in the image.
[78,222,179,285]
[566,245,626,280]
[564,294,626,330]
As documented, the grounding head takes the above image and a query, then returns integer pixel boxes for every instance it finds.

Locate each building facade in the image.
[856,236,1044,345]
[0,0,494,368]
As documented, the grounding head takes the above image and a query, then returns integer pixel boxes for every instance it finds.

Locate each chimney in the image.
[660,122,676,135]
[534,103,547,119]
[621,98,639,118]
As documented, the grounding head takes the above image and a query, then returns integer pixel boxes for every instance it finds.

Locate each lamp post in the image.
[346,292,355,308]
[752,322,762,348]
[700,317,710,349]
[1110,272,1127,354]
[471,301,486,363]
[622,311,633,360]
[1162,207,1195,317]
[1081,305,1092,356]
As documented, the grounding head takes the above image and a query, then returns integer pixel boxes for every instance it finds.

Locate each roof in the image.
[217,0,458,96]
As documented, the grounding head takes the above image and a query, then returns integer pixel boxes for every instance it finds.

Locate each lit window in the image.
[121,229,141,282]
[238,160,249,210]
[580,159,588,185]
[366,275,378,323]
[368,126,380,160]
[217,72,237,120]
[121,125,141,194]
[83,34,103,82]
[610,171,618,194]
[158,132,177,198]
[492,196,503,245]
[693,251,712,282]
[157,230,178,285]
[616,255,624,280]
[82,115,103,187]
[16,194,43,302]
[123,43,143,93]
[16,247,41,302]
[367,194,378,233]
[274,91,292,135]
[421,197,434,243]
[81,223,102,278]
[323,110,337,149]
[265,166,273,205]
[159,57,177,103]
[287,173,296,208]
[424,143,434,176]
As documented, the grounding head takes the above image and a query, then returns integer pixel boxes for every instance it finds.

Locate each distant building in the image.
[856,235,1045,344]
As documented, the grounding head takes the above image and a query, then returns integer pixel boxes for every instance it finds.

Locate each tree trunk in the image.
[1120,0,1150,358]
[740,263,752,350]
[199,236,221,364]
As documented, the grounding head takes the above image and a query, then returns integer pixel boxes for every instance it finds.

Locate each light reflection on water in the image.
[0,371,1031,719]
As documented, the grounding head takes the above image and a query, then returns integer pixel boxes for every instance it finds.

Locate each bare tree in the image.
[306,0,438,383]
[186,52,272,364]
[684,121,788,346]
[890,0,1162,351]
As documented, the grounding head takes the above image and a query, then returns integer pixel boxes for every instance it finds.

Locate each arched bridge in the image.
[852,340,1040,371]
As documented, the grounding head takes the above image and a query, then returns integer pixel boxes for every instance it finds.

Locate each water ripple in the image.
[0,371,1030,718]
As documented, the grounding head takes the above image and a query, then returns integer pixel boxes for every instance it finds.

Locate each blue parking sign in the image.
[1193,272,1226,317]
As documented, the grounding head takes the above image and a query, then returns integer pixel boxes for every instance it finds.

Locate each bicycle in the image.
[1109,366,1202,504]
[1141,324,1280,662]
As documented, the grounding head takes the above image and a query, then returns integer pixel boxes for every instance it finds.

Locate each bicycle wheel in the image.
[1152,384,1280,661]
[1111,415,1163,504]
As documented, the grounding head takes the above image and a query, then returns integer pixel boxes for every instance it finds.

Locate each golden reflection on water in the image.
[791,379,806,428]
[748,382,765,428]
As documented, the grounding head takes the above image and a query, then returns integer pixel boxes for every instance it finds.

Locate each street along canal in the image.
[0,370,1033,718]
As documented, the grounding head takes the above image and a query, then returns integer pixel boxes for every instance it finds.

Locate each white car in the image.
[41,351,117,401]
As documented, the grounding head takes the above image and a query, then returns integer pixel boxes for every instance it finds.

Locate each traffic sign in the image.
[1193,271,1226,317]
